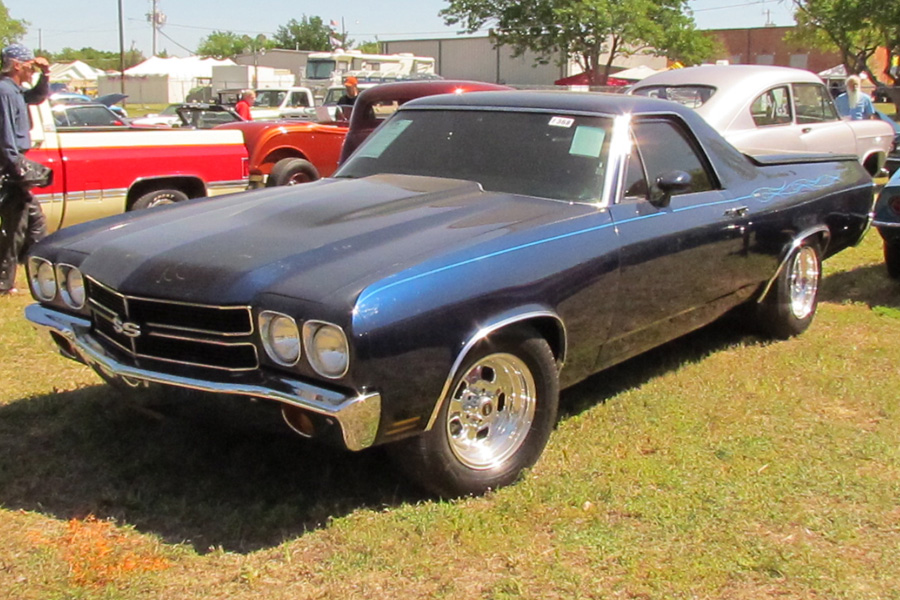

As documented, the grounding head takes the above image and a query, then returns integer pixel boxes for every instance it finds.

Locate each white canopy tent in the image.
[97,56,237,104]
[48,60,106,93]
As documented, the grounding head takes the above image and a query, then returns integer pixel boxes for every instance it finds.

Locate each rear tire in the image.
[884,240,900,279]
[267,158,320,187]
[756,241,821,339]
[131,189,189,210]
[389,329,559,497]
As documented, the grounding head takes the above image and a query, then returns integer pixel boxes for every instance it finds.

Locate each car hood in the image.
[55,174,582,306]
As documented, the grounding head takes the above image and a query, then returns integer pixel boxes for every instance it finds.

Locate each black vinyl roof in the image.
[403,89,698,119]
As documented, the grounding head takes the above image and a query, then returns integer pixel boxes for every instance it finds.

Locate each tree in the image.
[789,0,882,82]
[49,47,144,71]
[356,40,381,54]
[197,30,255,59]
[441,0,715,85]
[271,16,334,51]
[0,0,27,48]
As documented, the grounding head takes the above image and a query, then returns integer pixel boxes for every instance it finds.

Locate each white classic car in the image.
[630,65,893,176]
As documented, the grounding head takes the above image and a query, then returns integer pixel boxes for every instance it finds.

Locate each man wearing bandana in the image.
[834,75,876,121]
[0,43,50,296]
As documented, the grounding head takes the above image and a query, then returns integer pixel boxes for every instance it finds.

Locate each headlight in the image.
[56,264,85,309]
[259,311,300,366]
[28,257,57,301]
[303,321,349,379]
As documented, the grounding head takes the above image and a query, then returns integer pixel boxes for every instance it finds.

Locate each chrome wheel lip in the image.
[446,352,537,470]
[789,246,819,319]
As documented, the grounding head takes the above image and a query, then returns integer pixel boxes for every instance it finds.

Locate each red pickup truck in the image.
[28,101,249,233]
[217,80,511,187]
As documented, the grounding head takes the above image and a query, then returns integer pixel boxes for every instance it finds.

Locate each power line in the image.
[691,0,781,13]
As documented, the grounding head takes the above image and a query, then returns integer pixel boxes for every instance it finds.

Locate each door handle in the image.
[724,206,749,218]
[801,127,813,134]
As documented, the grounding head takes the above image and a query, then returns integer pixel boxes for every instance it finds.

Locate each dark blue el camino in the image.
[25,92,874,496]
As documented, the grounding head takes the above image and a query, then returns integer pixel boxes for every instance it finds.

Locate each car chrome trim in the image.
[87,277,254,336]
[24,303,381,451]
[872,219,900,228]
[756,225,830,303]
[425,310,566,432]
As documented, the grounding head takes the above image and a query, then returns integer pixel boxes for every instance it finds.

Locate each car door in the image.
[729,85,806,152]
[601,117,752,367]
[791,82,856,154]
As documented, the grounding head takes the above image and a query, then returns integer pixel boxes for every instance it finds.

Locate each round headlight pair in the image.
[28,257,57,301]
[56,264,86,309]
[258,312,349,378]
[303,321,349,379]
[259,311,301,366]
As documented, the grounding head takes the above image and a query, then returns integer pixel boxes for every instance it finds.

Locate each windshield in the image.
[631,85,716,108]
[306,60,336,79]
[254,90,286,108]
[336,109,613,202]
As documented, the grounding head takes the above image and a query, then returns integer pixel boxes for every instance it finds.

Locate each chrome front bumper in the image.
[25,303,381,451]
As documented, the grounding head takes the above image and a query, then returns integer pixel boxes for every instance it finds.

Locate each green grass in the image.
[0,233,898,599]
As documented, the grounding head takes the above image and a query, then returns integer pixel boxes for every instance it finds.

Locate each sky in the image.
[10,0,798,58]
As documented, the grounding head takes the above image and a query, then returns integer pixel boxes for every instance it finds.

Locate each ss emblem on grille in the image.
[112,316,141,338]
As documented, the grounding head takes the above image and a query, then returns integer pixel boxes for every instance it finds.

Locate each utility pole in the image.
[147,0,167,56]
[118,0,126,95]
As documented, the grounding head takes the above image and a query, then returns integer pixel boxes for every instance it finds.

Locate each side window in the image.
[751,86,792,126]
[288,92,310,108]
[793,83,839,124]
[622,139,649,200]
[632,120,714,200]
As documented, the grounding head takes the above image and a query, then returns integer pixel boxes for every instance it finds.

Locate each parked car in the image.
[630,65,894,176]
[28,100,248,232]
[24,91,873,496]
[129,103,184,127]
[252,87,316,120]
[875,109,900,175]
[873,168,900,278]
[51,92,129,118]
[217,80,510,187]
[51,103,129,127]
[131,103,244,129]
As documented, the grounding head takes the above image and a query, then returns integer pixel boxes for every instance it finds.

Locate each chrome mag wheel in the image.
[789,245,820,319]
[446,352,537,470]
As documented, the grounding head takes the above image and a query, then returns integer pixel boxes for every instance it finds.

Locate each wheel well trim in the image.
[424,309,567,432]
[861,149,885,174]
[755,224,829,304]
[260,147,308,171]
[127,175,204,206]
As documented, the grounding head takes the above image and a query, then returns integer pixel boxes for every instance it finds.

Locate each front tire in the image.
[390,329,559,497]
[266,158,320,187]
[131,189,189,210]
[884,240,900,279]
[757,241,821,339]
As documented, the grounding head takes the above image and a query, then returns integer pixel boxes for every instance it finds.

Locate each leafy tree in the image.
[272,16,338,52]
[356,40,381,54]
[441,0,715,85]
[789,0,882,81]
[49,47,144,71]
[0,0,27,48]
[197,30,255,59]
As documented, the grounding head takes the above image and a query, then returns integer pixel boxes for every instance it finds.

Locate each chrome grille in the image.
[85,277,258,372]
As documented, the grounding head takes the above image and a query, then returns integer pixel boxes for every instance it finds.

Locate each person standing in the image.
[0,43,50,296]
[337,76,360,107]
[235,89,255,120]
[834,75,876,120]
